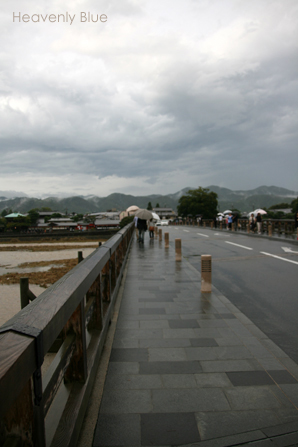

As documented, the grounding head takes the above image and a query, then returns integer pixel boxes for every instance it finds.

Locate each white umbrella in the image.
[223,210,232,214]
[151,212,160,220]
[254,209,267,215]
[135,209,154,220]
[217,213,224,216]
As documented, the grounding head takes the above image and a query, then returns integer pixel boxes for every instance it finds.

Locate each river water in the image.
[0,242,97,326]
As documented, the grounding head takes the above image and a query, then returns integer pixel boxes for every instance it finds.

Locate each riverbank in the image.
[0,238,105,326]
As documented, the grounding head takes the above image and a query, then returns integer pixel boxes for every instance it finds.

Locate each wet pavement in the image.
[92,234,298,447]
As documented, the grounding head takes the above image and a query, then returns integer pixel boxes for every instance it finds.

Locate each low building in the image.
[152,207,177,220]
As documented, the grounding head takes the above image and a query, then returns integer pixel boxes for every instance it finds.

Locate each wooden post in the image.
[159,229,162,241]
[20,277,30,309]
[268,224,272,237]
[164,232,169,248]
[20,278,36,309]
[201,255,212,293]
[175,239,181,262]
[78,251,83,263]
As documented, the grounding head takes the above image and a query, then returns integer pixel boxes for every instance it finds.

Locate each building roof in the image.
[5,213,26,218]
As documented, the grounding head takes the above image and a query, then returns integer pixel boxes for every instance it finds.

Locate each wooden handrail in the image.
[0,223,134,447]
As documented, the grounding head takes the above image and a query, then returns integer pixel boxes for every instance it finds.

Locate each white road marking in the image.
[197,233,209,238]
[225,241,253,250]
[281,247,298,254]
[261,252,298,265]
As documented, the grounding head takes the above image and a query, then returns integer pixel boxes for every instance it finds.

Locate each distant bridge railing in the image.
[171,219,297,238]
[0,223,134,447]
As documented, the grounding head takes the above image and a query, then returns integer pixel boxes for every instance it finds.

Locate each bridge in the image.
[1,223,298,446]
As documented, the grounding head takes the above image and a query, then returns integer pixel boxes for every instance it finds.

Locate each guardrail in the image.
[0,223,134,447]
[170,219,297,238]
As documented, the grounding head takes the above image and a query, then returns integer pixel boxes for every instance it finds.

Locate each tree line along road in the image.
[165,226,298,364]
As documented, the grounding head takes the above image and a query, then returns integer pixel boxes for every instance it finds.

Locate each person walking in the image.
[137,218,147,243]
[227,213,233,230]
[133,215,139,241]
[256,212,262,234]
[148,219,155,239]
[233,213,238,231]
[249,213,256,232]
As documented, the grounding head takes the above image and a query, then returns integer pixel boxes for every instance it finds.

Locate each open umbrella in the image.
[151,212,160,220]
[223,210,232,214]
[254,209,267,215]
[135,209,153,220]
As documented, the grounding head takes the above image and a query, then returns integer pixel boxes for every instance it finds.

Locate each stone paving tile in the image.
[148,347,188,362]
[109,348,148,362]
[224,387,286,410]
[190,338,219,347]
[194,372,233,388]
[93,414,141,447]
[139,308,166,315]
[161,373,197,388]
[139,338,191,348]
[100,389,152,414]
[195,410,280,441]
[168,319,200,329]
[139,360,202,375]
[139,319,170,329]
[141,413,200,446]
[151,388,230,412]
[93,238,298,447]
[268,370,298,385]
[201,359,263,372]
[104,373,163,390]
[227,371,275,386]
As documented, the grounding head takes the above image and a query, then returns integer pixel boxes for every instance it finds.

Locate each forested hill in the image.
[0,185,297,214]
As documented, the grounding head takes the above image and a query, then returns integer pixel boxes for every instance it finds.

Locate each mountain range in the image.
[0,186,297,215]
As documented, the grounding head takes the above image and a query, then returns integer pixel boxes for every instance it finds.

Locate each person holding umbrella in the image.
[135,209,153,244]
[256,212,262,234]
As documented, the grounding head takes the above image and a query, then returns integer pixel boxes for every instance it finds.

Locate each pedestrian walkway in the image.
[92,235,298,447]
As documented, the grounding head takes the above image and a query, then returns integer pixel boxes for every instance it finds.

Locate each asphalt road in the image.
[166,225,298,364]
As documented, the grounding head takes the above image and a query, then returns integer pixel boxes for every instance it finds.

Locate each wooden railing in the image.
[170,219,297,238]
[0,223,134,447]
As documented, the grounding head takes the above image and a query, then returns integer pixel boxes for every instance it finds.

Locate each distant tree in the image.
[51,213,63,218]
[1,209,12,217]
[155,203,160,208]
[45,212,62,223]
[291,197,298,214]
[28,209,40,225]
[6,216,30,232]
[119,215,134,228]
[268,202,291,210]
[71,214,84,222]
[41,207,52,212]
[85,215,96,223]
[177,187,218,219]
[147,202,153,210]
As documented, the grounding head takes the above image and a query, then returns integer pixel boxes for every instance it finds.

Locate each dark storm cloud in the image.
[0,0,297,196]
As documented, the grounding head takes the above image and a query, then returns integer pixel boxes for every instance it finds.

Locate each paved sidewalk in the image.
[93,234,298,447]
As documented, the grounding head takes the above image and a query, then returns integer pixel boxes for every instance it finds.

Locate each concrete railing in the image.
[0,223,134,447]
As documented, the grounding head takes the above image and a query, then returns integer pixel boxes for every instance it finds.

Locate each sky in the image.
[0,0,297,198]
